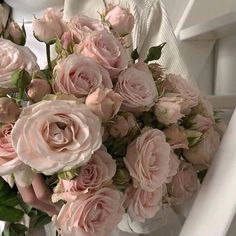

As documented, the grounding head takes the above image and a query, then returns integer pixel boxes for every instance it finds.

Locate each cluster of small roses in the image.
[0,4,223,236]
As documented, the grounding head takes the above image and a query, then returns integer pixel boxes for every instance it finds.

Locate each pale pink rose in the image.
[109,112,137,138]
[166,152,180,183]
[124,186,164,222]
[69,15,105,42]
[154,94,184,125]
[116,62,158,112]
[12,100,102,175]
[4,21,25,45]
[193,96,214,120]
[183,128,220,170]
[32,8,66,43]
[52,149,116,202]
[0,124,23,176]
[27,79,51,102]
[53,187,124,236]
[164,125,188,150]
[191,114,213,132]
[60,31,73,50]
[0,38,38,89]
[74,30,128,79]
[124,129,171,192]
[0,97,21,123]
[52,54,112,98]
[165,74,199,114]
[167,162,200,204]
[86,88,123,121]
[105,5,135,36]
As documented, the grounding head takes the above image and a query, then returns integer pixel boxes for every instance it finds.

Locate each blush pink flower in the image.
[191,114,213,132]
[124,186,164,222]
[165,74,199,114]
[124,128,171,192]
[166,152,180,183]
[53,187,124,236]
[52,54,112,98]
[86,88,123,122]
[167,162,200,204]
[0,123,23,175]
[164,125,189,150]
[183,128,220,170]
[116,62,158,112]
[12,100,102,175]
[74,30,128,79]
[105,5,135,36]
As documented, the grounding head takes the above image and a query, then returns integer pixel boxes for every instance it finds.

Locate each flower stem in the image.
[46,43,52,71]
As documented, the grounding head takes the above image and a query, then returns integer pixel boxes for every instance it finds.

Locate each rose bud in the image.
[32,8,65,44]
[0,97,21,123]
[105,4,135,36]
[60,31,73,51]
[86,88,123,122]
[4,21,26,46]
[27,79,51,102]
[148,63,164,80]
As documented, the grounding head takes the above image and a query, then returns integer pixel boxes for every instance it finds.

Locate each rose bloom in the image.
[166,152,180,183]
[164,125,189,150]
[52,54,112,98]
[69,15,105,42]
[105,5,135,36]
[116,62,158,112]
[167,162,200,204]
[124,185,164,222]
[0,124,23,176]
[124,128,171,192]
[0,38,38,89]
[183,127,220,170]
[165,74,199,114]
[32,8,66,43]
[191,114,213,132]
[86,88,123,122]
[154,94,184,125]
[12,100,102,175]
[74,30,128,79]
[109,112,137,138]
[53,187,124,236]
[53,148,116,202]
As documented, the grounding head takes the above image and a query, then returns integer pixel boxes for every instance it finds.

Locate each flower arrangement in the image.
[0,4,223,236]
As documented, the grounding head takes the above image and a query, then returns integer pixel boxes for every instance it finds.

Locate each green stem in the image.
[46,43,52,71]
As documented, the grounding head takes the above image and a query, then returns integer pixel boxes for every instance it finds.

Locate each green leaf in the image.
[0,178,10,198]
[33,211,51,228]
[2,223,27,236]
[0,206,24,222]
[144,43,166,63]
[0,192,19,207]
[131,48,139,62]
[18,197,32,215]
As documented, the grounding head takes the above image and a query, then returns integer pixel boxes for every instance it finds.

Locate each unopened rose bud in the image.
[0,97,21,123]
[4,21,26,46]
[61,31,73,51]
[148,63,164,80]
[105,5,135,36]
[27,79,51,102]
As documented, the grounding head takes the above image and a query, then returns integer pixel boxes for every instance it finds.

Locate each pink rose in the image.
[69,15,105,42]
[124,186,164,222]
[74,30,128,79]
[4,21,25,45]
[191,114,213,132]
[154,94,184,125]
[52,54,112,98]
[167,162,200,204]
[105,5,135,36]
[183,128,220,170]
[116,62,158,112]
[0,38,38,89]
[86,88,123,121]
[27,79,51,102]
[54,187,124,236]
[165,74,199,114]
[32,8,66,43]
[0,97,21,123]
[60,31,73,50]
[0,124,23,175]
[124,129,171,191]
[108,112,137,138]
[193,96,214,120]
[12,100,102,175]
[53,148,116,202]
[164,125,188,150]
[166,152,180,183]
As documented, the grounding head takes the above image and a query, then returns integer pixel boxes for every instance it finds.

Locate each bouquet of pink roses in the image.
[0,4,223,236]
